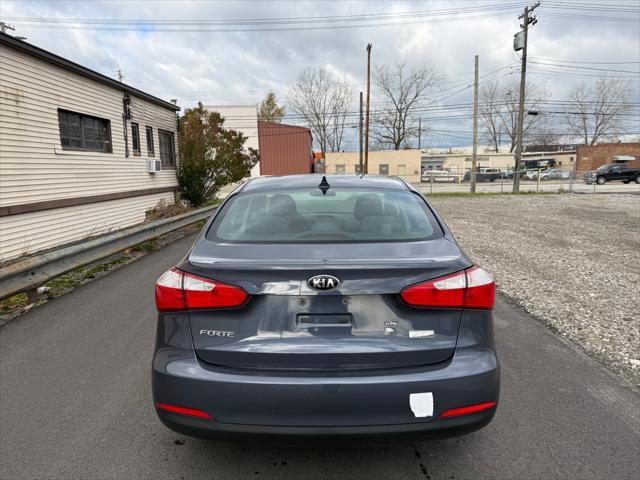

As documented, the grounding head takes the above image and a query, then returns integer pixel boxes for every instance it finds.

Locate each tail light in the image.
[400,266,495,310]
[155,268,248,312]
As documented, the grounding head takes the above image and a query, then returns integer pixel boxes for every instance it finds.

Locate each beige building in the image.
[0,33,180,261]
[422,150,576,173]
[324,150,422,183]
[422,152,514,172]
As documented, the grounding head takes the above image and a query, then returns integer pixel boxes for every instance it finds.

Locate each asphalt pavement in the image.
[1,233,639,480]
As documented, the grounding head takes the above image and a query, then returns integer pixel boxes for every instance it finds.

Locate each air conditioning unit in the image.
[148,160,161,173]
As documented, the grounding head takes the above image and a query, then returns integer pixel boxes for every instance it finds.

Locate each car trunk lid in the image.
[181,238,470,371]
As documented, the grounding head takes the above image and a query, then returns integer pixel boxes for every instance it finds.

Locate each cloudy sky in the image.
[2,0,639,149]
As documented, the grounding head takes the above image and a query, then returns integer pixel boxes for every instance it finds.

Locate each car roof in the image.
[240,174,411,193]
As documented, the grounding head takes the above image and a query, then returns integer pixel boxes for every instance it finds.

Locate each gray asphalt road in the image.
[1,233,639,480]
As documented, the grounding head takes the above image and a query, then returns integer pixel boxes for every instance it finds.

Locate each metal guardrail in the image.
[0,205,217,301]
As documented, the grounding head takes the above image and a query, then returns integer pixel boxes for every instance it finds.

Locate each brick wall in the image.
[576,143,640,171]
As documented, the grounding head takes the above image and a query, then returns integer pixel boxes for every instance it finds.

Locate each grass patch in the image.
[47,276,83,291]
[132,240,156,253]
[0,293,28,314]
[80,256,130,277]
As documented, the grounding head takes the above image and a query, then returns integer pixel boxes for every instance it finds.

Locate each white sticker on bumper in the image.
[409,392,434,417]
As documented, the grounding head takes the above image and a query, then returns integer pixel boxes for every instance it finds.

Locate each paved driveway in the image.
[1,234,638,479]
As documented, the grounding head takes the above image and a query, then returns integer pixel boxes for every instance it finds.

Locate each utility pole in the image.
[471,54,479,193]
[418,118,422,150]
[364,43,372,174]
[116,69,124,82]
[359,91,364,174]
[513,2,539,192]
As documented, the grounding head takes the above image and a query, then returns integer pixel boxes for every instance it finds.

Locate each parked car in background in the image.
[540,169,571,181]
[583,164,640,185]
[421,170,463,183]
[152,174,499,441]
[505,168,526,179]
[462,168,502,182]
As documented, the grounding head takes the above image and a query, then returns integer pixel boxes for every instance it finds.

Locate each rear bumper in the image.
[152,346,499,441]
[155,407,496,443]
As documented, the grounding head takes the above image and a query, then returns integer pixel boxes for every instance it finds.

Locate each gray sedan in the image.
[152,175,499,441]
[540,169,571,180]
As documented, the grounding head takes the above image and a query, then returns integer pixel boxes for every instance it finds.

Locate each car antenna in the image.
[318,175,330,195]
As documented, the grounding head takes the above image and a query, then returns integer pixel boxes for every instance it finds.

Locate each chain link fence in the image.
[408,169,640,194]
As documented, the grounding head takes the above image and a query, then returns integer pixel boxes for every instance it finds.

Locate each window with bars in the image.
[131,123,141,156]
[159,129,176,166]
[146,126,154,156]
[58,109,112,153]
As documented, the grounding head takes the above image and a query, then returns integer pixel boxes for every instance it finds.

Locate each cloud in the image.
[1,0,638,148]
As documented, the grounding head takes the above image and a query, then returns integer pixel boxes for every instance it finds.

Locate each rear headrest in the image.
[383,200,399,217]
[361,216,396,234]
[354,194,383,220]
[245,215,289,234]
[268,194,297,216]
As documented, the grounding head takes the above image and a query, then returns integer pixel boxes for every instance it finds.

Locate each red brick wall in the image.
[576,143,640,171]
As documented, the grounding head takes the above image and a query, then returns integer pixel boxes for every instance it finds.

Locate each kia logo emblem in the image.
[308,275,341,291]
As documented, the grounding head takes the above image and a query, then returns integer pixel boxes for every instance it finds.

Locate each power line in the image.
[529,56,640,65]
[4,3,526,27]
[529,61,639,74]
[527,66,638,79]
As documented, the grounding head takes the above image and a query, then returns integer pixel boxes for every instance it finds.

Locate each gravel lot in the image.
[430,193,640,387]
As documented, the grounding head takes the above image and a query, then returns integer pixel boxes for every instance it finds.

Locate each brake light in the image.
[400,266,495,310]
[439,401,496,418]
[464,266,495,309]
[155,268,248,311]
[155,402,212,420]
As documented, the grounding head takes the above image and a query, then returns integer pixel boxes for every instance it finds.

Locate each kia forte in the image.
[152,174,499,441]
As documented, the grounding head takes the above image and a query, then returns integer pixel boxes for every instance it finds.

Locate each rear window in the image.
[207,188,442,243]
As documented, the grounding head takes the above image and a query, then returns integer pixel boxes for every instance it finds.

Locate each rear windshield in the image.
[207,188,442,243]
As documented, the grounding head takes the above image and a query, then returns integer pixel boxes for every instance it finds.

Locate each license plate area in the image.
[296,314,353,328]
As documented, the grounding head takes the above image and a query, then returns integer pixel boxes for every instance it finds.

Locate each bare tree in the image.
[479,80,551,152]
[498,81,551,152]
[479,81,503,153]
[528,122,560,147]
[287,67,353,155]
[326,78,353,153]
[564,78,632,145]
[372,62,440,150]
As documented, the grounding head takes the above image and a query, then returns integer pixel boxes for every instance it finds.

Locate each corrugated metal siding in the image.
[0,44,180,259]
[0,44,178,207]
[0,192,174,260]
[257,121,313,175]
